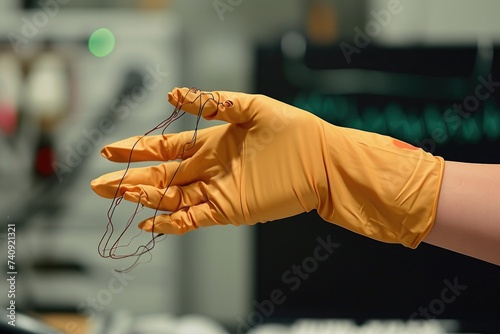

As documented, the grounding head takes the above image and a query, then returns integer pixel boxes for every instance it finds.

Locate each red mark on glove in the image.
[392,139,418,150]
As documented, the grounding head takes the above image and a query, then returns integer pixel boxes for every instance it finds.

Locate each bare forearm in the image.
[424,161,500,266]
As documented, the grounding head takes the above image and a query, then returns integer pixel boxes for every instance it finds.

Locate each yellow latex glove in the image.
[91,87,444,248]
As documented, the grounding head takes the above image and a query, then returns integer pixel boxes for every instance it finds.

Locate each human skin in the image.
[424,161,500,266]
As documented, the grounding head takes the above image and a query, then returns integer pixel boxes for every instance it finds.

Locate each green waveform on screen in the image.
[293,94,500,145]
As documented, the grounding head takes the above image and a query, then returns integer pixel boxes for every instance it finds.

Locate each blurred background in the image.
[1,0,500,333]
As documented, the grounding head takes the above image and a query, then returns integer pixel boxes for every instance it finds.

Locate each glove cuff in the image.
[317,123,445,248]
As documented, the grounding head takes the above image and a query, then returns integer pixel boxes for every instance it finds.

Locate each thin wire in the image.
[98,89,190,260]
[98,88,222,272]
[98,108,185,259]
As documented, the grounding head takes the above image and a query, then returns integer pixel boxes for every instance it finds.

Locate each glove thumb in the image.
[168,87,255,124]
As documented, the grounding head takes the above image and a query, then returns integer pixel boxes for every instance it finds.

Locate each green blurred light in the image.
[363,106,387,134]
[405,112,425,142]
[484,104,500,141]
[344,113,364,130]
[384,103,407,139]
[89,28,115,58]
[458,116,482,144]
[294,93,500,144]
[332,96,350,121]
[321,96,336,121]
[423,104,442,134]
[423,104,449,144]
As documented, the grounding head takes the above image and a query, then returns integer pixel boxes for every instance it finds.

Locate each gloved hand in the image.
[91,87,444,248]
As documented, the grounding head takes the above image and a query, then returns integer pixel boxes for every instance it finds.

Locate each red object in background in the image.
[35,145,55,177]
[0,102,17,136]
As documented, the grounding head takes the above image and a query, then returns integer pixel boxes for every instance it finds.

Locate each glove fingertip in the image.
[90,178,99,192]
[138,219,154,232]
[100,146,112,159]
[89,177,115,199]
[138,217,173,234]
[167,87,190,107]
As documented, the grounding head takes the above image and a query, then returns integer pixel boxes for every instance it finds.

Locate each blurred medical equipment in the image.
[0,9,182,315]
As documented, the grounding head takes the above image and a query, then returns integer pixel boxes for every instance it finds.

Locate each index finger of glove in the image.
[90,161,194,199]
[101,131,200,163]
[168,87,255,124]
